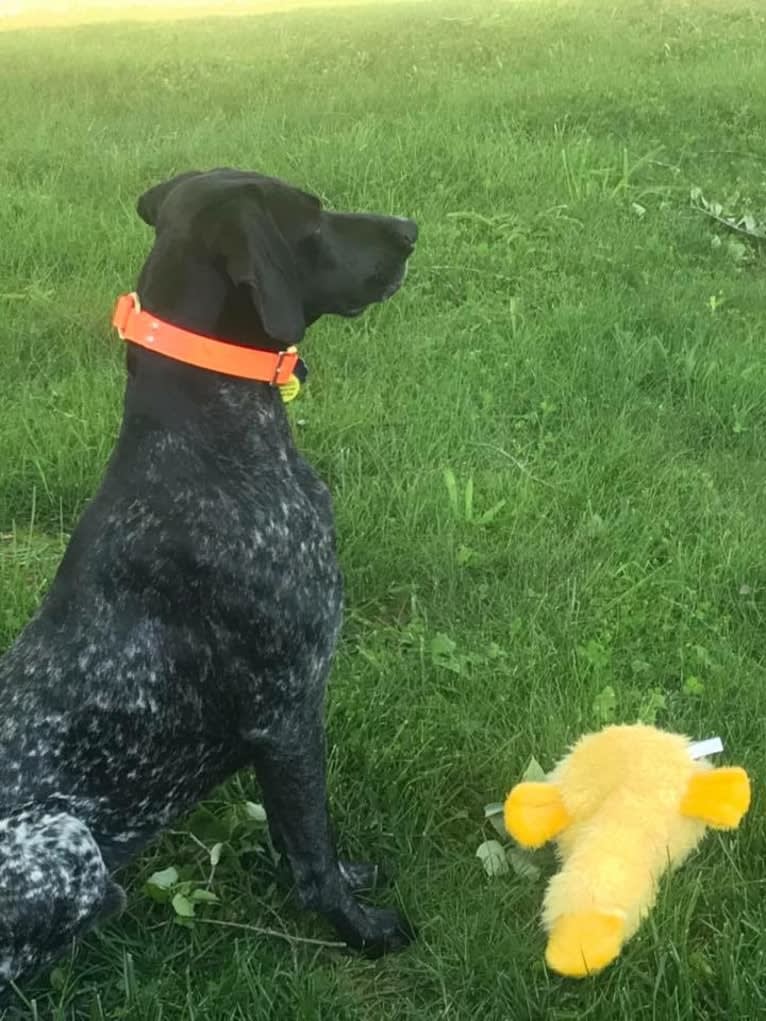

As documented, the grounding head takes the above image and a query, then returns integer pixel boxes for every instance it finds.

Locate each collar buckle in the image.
[271,346,299,386]
[112,291,141,339]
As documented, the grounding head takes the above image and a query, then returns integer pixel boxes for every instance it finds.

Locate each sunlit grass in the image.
[0,0,418,32]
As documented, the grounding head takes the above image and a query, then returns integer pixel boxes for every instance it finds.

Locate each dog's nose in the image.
[394,217,418,251]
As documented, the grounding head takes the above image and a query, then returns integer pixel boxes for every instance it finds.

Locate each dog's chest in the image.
[91,463,344,848]
[150,452,345,708]
[194,457,342,619]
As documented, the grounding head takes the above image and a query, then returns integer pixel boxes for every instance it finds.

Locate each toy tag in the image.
[689,736,724,760]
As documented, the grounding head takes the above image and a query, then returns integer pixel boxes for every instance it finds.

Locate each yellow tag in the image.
[279,374,301,403]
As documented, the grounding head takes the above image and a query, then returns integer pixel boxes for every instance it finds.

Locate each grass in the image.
[1,0,766,1016]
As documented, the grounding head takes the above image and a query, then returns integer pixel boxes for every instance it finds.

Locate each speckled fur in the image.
[0,168,417,996]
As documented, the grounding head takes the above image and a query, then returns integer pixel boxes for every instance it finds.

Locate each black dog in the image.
[0,168,417,992]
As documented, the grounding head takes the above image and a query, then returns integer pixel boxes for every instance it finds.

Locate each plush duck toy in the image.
[504,724,751,978]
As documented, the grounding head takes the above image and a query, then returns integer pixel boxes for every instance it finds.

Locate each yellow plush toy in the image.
[504,725,751,978]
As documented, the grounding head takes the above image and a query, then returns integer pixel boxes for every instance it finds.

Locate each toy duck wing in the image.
[680,767,751,829]
[504,782,571,848]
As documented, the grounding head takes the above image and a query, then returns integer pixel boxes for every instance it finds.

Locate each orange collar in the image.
[112,292,300,385]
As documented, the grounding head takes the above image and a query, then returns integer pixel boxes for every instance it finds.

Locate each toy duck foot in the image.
[546,911,625,978]
[504,783,570,848]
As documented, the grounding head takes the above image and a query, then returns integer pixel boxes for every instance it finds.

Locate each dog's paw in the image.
[339,859,383,893]
[354,905,415,958]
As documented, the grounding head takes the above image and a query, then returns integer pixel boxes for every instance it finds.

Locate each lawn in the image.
[1,0,766,1016]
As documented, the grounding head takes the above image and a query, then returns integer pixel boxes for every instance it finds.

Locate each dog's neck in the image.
[121,249,294,453]
[122,344,289,446]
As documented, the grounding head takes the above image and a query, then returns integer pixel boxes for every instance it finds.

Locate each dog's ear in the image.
[136,170,202,228]
[0,807,126,991]
[210,184,320,345]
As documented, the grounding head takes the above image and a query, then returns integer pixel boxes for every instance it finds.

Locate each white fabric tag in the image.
[689,737,724,760]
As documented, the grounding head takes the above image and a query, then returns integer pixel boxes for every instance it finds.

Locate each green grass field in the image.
[2,0,766,1016]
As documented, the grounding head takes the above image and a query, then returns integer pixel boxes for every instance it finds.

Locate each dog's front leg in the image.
[251,715,413,957]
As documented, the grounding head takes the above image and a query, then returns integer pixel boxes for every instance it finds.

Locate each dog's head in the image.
[135,168,417,347]
[0,804,124,998]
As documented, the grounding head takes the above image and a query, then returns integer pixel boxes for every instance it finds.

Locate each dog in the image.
[0,168,417,994]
